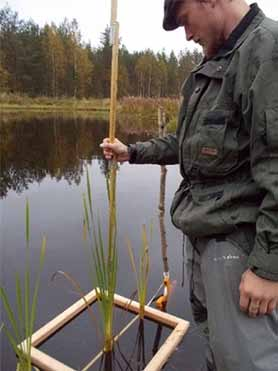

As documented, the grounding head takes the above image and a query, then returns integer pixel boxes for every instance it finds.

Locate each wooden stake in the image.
[106,0,120,352]
[110,0,118,29]
[158,107,169,274]
[109,0,119,142]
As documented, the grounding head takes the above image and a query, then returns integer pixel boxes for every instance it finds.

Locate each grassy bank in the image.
[0,93,110,112]
[1,94,180,132]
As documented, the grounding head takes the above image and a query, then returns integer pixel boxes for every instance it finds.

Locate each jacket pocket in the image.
[187,109,239,177]
[170,179,190,228]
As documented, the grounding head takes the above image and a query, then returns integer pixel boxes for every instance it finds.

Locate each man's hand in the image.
[239,269,278,317]
[100,138,129,162]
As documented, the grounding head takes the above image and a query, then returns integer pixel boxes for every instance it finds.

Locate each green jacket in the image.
[129,7,278,281]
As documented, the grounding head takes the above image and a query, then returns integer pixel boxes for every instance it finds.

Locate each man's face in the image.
[176,0,225,58]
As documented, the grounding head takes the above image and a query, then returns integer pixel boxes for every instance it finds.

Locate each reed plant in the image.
[119,97,179,127]
[126,225,151,319]
[82,166,117,353]
[0,200,46,371]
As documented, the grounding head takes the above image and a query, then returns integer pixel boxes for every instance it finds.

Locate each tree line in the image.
[0,5,203,99]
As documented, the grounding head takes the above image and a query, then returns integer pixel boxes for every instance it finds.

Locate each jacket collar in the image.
[193,3,265,72]
[216,3,260,57]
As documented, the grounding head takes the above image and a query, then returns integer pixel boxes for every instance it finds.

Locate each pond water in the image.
[0,113,206,370]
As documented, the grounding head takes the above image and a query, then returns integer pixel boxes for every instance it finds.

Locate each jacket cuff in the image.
[127,144,137,164]
[247,249,278,281]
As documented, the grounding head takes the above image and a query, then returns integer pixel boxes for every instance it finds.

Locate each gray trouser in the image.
[186,227,278,371]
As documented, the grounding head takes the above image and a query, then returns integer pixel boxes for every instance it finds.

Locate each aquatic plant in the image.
[0,200,46,371]
[119,97,179,130]
[126,224,151,319]
[83,166,117,353]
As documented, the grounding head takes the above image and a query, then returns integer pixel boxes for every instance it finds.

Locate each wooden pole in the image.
[106,0,120,352]
[109,0,119,142]
[108,0,120,265]
[110,0,118,34]
[158,107,169,275]
[107,17,119,263]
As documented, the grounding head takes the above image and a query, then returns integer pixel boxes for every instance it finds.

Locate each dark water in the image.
[0,112,206,370]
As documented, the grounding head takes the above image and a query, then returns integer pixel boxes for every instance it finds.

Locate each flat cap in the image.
[163,0,184,31]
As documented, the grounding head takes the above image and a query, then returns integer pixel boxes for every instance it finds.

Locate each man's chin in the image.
[203,46,218,59]
[202,46,209,58]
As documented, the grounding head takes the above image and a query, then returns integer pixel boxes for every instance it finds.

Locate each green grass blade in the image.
[24,268,30,345]
[93,248,106,293]
[83,194,90,234]
[82,217,96,286]
[126,238,139,290]
[15,274,24,339]
[83,193,98,248]
[91,225,106,289]
[0,287,21,342]
[86,167,94,222]
[1,201,46,369]
[111,247,118,293]
[126,224,150,318]
[3,325,22,358]
[24,199,31,347]
[30,236,46,335]
[97,218,107,285]
[25,199,30,245]
[105,172,111,203]
[82,218,88,242]
[82,164,118,352]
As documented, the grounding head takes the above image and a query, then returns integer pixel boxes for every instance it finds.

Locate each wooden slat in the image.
[113,293,186,328]
[18,290,189,371]
[30,347,76,371]
[30,289,98,346]
[144,320,190,371]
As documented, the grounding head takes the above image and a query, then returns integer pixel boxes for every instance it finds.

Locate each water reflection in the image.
[126,320,146,370]
[0,113,153,199]
[0,112,206,371]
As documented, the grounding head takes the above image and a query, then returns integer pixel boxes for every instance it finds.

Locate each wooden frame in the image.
[19,290,190,371]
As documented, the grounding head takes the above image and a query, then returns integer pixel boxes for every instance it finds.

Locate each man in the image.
[101,1,278,370]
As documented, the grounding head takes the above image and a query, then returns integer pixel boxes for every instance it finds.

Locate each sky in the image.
[2,0,278,56]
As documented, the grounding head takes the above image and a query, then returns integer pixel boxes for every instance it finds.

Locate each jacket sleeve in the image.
[243,41,278,280]
[129,134,179,165]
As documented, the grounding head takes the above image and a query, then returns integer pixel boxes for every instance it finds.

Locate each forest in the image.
[0,5,203,99]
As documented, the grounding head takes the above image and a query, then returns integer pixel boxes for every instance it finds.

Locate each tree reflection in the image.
[0,113,154,199]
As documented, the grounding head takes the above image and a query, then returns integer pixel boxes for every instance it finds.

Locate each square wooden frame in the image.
[19,289,189,371]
